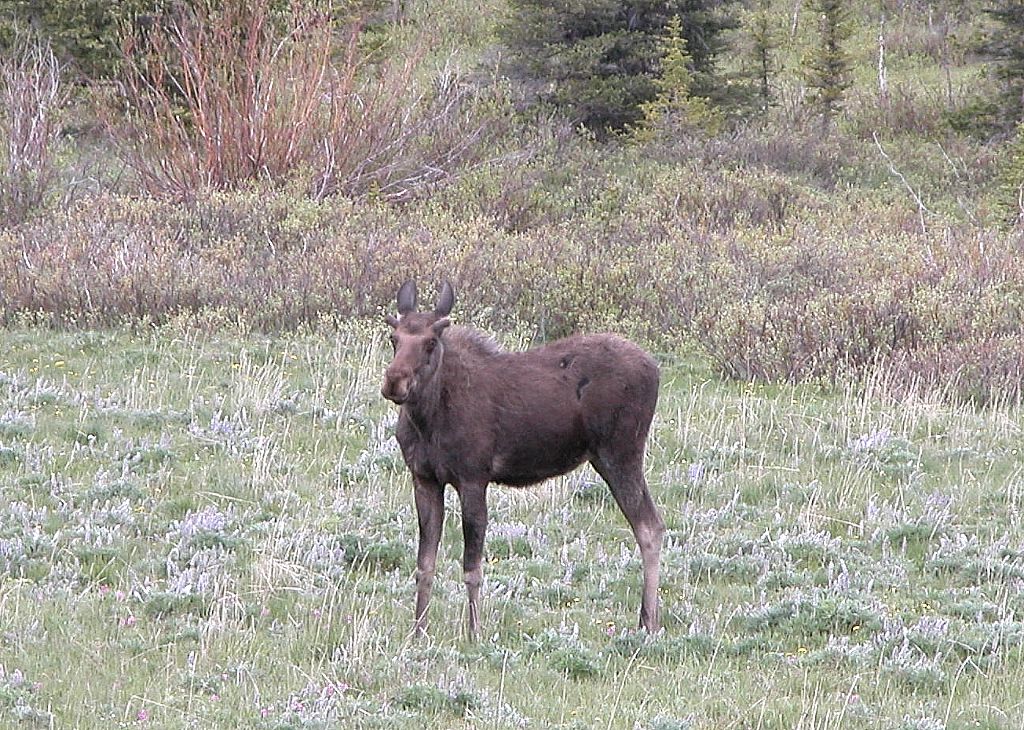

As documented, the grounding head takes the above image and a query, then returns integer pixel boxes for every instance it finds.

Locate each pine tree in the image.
[0,0,160,80]
[749,0,775,109]
[802,0,853,121]
[500,0,738,134]
[634,15,722,141]
[985,0,1024,130]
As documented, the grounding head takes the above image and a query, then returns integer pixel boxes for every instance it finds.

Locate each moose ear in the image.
[434,280,454,317]
[396,280,417,315]
[385,314,399,328]
[431,317,451,335]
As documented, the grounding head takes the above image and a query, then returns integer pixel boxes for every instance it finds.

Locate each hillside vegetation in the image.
[0,0,1021,400]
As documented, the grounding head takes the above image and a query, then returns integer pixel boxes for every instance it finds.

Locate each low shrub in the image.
[393,684,480,716]
[1,130,1022,404]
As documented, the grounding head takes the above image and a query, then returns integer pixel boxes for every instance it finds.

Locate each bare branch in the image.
[0,33,69,223]
[872,131,930,236]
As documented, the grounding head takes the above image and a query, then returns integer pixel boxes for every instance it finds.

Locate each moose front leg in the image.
[413,476,445,636]
[456,483,488,640]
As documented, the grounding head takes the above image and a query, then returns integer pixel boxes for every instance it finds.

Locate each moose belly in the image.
[490,434,588,487]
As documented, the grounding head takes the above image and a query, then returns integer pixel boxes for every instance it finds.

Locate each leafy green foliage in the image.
[393,684,480,716]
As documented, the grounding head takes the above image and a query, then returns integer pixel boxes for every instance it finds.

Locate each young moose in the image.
[381,280,665,637]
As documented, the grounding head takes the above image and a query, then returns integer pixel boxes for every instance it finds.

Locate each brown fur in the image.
[382,281,665,637]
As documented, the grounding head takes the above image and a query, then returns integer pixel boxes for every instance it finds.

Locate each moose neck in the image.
[403,344,448,431]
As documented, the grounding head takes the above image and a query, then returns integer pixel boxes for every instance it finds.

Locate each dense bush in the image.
[1,0,1023,406]
[0,34,70,224]
[113,0,503,199]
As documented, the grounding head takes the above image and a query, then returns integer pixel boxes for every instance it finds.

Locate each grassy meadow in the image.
[4,0,1024,727]
[0,325,1022,729]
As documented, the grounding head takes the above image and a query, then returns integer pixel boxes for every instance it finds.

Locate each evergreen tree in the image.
[500,0,738,134]
[634,15,722,141]
[0,0,161,80]
[985,0,1024,129]
[748,0,775,108]
[802,0,852,121]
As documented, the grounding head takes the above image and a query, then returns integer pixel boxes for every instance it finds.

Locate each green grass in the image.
[1,325,1023,728]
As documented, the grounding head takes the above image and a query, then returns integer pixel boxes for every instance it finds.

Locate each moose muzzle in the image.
[381,369,411,404]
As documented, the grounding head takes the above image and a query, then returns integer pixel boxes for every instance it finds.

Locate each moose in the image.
[381,280,665,637]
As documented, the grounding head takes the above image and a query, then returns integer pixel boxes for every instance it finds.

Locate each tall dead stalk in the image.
[1,34,68,224]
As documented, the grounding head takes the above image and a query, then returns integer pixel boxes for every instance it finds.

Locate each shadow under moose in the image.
[381,280,665,639]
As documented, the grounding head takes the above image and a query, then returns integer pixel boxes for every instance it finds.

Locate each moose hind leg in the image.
[456,483,488,640]
[413,477,445,636]
[591,454,665,632]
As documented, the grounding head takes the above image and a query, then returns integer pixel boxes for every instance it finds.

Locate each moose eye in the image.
[424,338,437,354]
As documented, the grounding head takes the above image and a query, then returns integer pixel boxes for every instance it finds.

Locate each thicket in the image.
[110,0,503,200]
[3,136,1022,404]
[1,0,1023,404]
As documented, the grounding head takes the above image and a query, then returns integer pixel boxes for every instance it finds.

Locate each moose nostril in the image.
[382,374,410,404]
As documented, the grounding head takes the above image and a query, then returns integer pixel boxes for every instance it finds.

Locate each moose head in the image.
[381,280,454,405]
